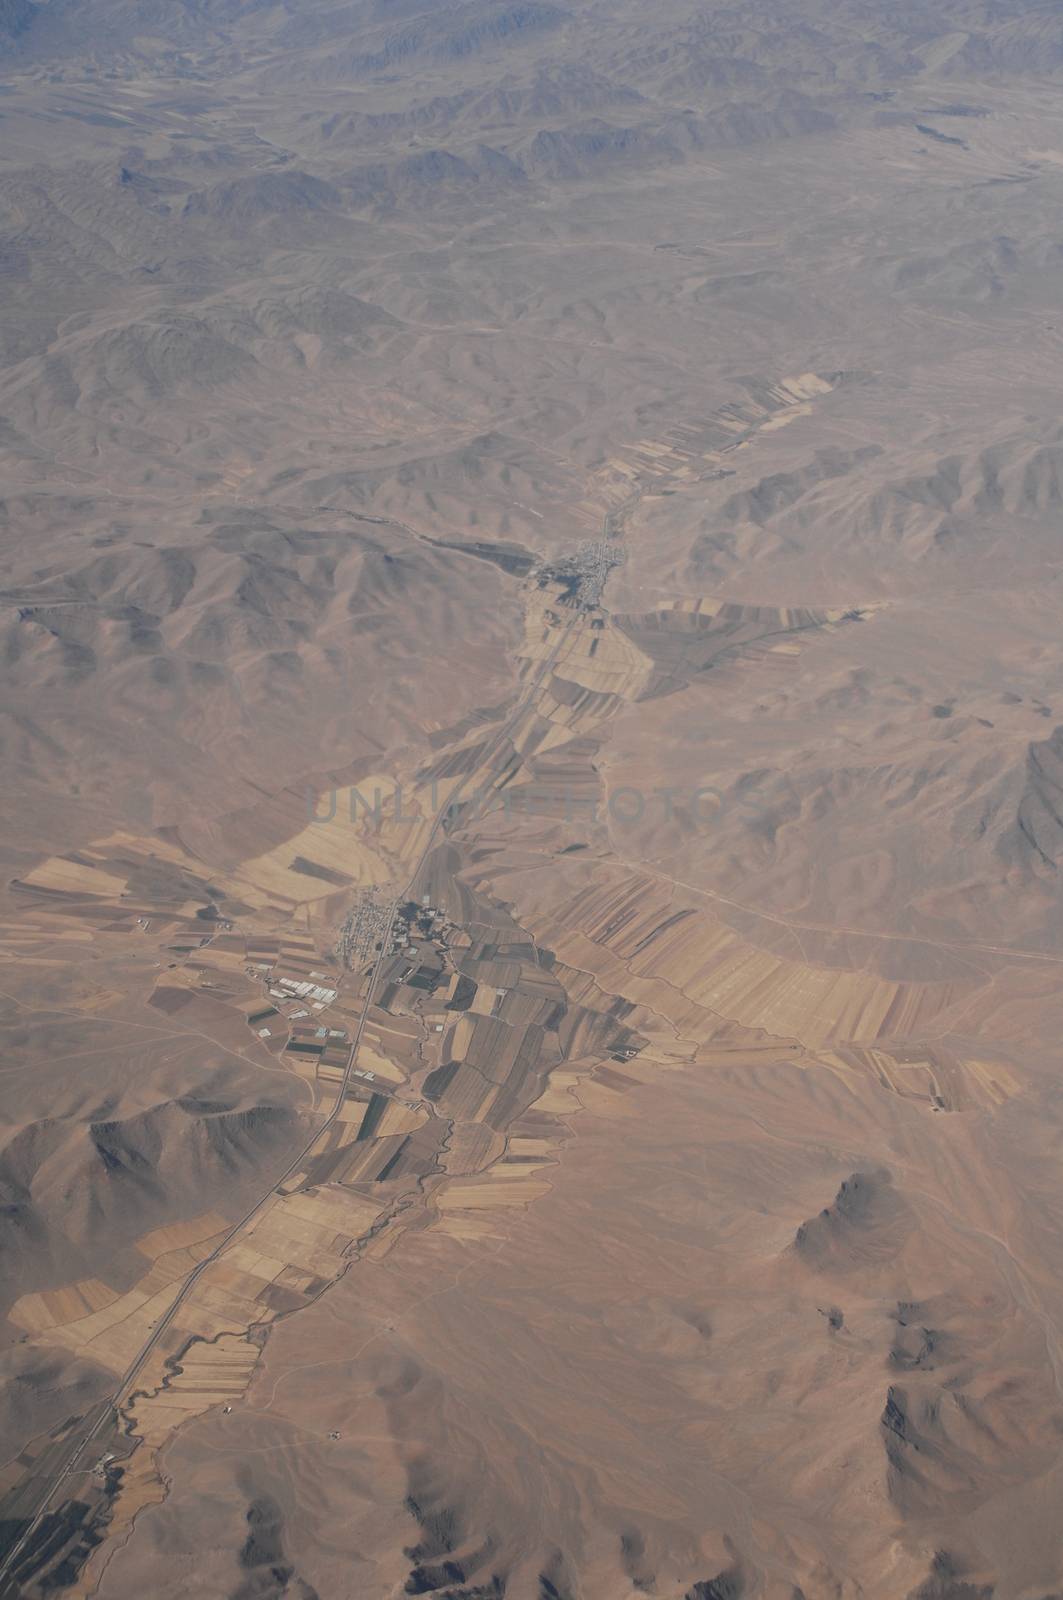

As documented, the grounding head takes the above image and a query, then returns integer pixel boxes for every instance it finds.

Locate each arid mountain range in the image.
[3,2,1063,1596]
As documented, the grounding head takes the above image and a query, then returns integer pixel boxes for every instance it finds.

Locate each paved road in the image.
[0,600,580,1595]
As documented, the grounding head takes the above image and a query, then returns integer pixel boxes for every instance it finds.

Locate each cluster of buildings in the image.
[269,976,339,1006]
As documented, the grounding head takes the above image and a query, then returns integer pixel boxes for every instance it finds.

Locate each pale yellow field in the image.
[136,1212,231,1261]
[234,809,394,903]
[9,1279,119,1336]
[516,869,969,1050]
[20,858,129,897]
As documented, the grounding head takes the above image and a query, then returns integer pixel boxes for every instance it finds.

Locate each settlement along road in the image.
[0,597,583,1594]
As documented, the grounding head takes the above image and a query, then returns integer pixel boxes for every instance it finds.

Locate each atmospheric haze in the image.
[3,1,1063,1597]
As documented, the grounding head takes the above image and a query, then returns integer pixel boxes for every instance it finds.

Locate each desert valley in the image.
[4,1,1063,1595]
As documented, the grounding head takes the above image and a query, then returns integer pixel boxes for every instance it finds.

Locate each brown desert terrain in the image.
[3,0,1063,1596]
